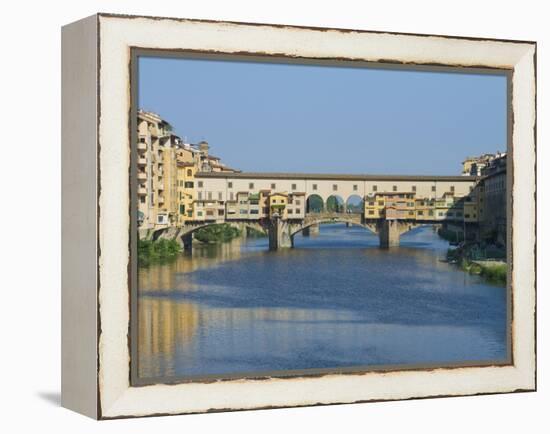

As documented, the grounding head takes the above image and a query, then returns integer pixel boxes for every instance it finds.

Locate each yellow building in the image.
[268,193,288,219]
[414,198,435,221]
[364,193,386,218]
[435,193,465,222]
[176,161,196,224]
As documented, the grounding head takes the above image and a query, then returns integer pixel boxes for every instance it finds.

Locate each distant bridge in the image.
[148,171,479,250]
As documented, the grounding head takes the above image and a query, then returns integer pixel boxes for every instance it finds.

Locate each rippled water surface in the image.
[137,224,508,380]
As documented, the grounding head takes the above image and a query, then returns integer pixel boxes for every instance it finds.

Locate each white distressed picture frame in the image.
[61,13,536,419]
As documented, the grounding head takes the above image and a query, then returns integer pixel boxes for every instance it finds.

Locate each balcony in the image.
[138,157,147,166]
[137,186,147,196]
[158,184,165,191]
[137,142,147,151]
[158,196,165,204]
[137,172,147,181]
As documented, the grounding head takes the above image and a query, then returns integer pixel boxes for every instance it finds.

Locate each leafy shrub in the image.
[138,238,181,267]
[193,224,241,244]
[480,264,507,285]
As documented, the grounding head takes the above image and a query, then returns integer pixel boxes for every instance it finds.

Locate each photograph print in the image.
[133,54,509,384]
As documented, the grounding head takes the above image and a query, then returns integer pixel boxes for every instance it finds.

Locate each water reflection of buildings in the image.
[138,299,199,378]
[138,239,255,378]
[138,239,247,292]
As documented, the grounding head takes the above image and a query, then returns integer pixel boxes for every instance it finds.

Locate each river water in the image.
[137,224,508,380]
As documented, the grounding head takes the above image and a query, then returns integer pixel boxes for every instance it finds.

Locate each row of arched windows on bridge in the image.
[306,194,364,214]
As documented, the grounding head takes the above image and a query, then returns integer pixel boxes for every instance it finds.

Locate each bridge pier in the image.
[378,219,401,248]
[268,217,293,250]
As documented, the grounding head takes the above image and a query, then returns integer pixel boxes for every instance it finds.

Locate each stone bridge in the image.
[271,212,421,249]
[151,212,425,251]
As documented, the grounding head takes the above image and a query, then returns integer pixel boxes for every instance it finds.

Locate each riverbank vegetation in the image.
[437,227,464,243]
[446,246,507,286]
[194,224,241,244]
[138,238,181,267]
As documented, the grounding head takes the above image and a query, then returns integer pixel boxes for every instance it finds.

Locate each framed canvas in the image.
[61,13,536,419]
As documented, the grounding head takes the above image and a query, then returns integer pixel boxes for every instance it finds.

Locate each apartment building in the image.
[137,110,179,230]
[480,153,507,246]
[137,111,239,233]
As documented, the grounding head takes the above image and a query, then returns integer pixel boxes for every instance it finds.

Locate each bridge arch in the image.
[289,215,378,239]
[151,227,168,241]
[326,195,345,213]
[306,194,325,213]
[345,194,364,214]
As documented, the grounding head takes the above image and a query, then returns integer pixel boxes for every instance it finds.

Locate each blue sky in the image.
[138,56,507,175]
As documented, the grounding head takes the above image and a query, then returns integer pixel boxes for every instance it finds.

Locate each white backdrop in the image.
[0,0,547,432]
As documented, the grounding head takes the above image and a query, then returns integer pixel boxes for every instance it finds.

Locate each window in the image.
[218,210,224,216]
[198,192,202,200]
[378,201,383,206]
[240,209,248,215]
[228,182,233,188]
[186,169,192,176]
[197,211,203,217]
[418,210,424,216]
[249,182,254,189]
[429,210,434,216]
[271,183,276,189]
[450,185,455,192]
[368,201,375,206]
[207,192,212,200]
[368,210,374,215]
[295,200,301,205]
[287,209,293,214]
[198,181,203,188]
[179,204,185,214]
[184,181,194,188]
[393,185,397,191]
[295,209,300,214]
[206,210,214,216]
[333,184,338,191]
[412,185,416,192]
[140,196,145,204]
[291,183,297,190]
[250,209,259,215]
[372,185,378,192]
[312,184,318,190]
[218,192,222,200]
[432,185,436,192]
[353,184,358,191]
